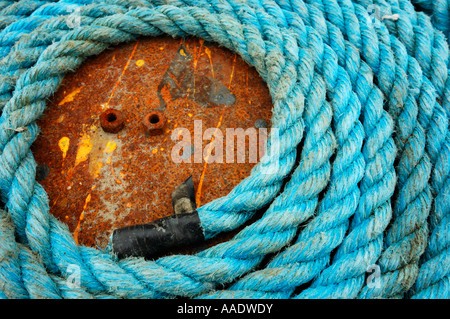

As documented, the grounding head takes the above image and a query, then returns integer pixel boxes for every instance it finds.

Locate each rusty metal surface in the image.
[31,36,273,249]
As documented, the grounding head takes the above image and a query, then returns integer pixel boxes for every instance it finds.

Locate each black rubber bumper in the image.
[111,211,205,260]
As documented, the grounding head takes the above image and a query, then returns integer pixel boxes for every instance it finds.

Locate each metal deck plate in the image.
[32,36,272,249]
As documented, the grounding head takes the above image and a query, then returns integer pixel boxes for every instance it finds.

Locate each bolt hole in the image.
[149,114,160,124]
[107,113,117,123]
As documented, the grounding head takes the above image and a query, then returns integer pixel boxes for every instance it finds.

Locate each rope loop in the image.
[0,0,448,299]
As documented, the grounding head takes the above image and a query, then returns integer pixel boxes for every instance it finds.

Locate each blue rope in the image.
[0,0,448,299]
[409,0,450,40]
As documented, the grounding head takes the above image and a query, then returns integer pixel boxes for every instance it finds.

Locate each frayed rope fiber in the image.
[0,0,448,299]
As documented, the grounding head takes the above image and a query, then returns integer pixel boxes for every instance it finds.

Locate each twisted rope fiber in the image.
[0,0,68,60]
[0,0,432,300]
[212,0,447,299]
[0,0,367,299]
[0,1,58,32]
[307,0,449,299]
[171,0,390,299]
[0,0,436,302]
[201,0,366,299]
[175,0,425,299]
[114,2,448,298]
[221,0,396,299]
[409,0,450,40]
[286,0,431,299]
[365,0,450,120]
[0,0,316,298]
[155,0,440,299]
[0,1,370,300]
[0,3,310,298]
[0,2,14,12]
[358,2,450,298]
[152,0,369,300]
[187,0,448,300]
[0,0,139,62]
[222,2,446,302]
[0,0,157,110]
[0,208,114,298]
[2,4,376,300]
[0,0,448,300]
[345,0,450,298]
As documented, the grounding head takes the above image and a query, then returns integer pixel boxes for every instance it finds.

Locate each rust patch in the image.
[31,36,273,249]
[157,45,236,111]
[142,110,166,136]
[100,108,125,133]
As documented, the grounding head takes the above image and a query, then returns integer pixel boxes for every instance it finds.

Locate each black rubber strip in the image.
[111,211,205,260]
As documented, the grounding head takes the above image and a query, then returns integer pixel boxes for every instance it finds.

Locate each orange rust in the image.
[109,159,122,185]
[32,36,273,249]
[105,40,139,108]
[142,110,166,136]
[196,106,227,206]
[197,54,236,206]
[228,54,237,89]
[204,47,215,79]
[58,87,82,106]
[73,185,96,244]
[100,108,125,133]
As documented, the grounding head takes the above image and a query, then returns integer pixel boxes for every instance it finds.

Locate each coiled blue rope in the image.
[0,0,448,299]
[410,0,450,40]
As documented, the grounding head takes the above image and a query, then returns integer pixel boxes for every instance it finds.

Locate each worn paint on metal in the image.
[31,36,273,249]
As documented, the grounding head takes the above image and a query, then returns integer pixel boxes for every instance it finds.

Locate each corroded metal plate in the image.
[31,36,272,248]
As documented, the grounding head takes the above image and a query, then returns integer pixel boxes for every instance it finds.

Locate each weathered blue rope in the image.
[163,0,448,299]
[187,0,395,299]
[265,0,396,299]
[409,0,450,40]
[361,0,450,121]
[0,0,104,60]
[175,0,442,299]
[311,0,432,299]
[0,1,155,110]
[274,0,444,299]
[0,3,308,298]
[178,0,367,299]
[354,0,450,300]
[0,1,57,32]
[0,0,448,299]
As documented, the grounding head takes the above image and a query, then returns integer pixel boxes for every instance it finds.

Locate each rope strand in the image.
[0,0,448,299]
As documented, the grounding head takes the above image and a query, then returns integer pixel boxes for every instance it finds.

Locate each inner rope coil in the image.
[0,0,448,299]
